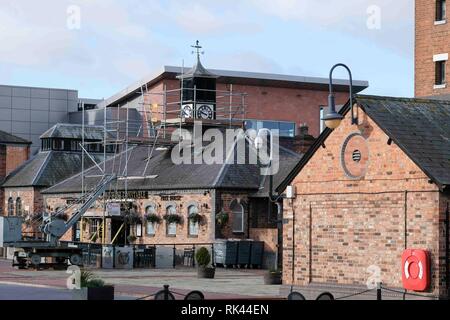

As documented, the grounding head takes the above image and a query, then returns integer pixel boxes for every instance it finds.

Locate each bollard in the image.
[377,283,382,300]
[164,285,170,300]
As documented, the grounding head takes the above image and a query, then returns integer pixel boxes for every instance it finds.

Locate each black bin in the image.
[250,241,264,268]
[237,241,252,266]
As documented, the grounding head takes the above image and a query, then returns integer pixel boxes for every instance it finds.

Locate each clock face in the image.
[181,104,193,118]
[340,132,369,179]
[196,104,214,120]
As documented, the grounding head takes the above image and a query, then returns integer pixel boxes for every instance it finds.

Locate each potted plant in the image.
[264,269,282,285]
[195,247,215,279]
[73,269,114,300]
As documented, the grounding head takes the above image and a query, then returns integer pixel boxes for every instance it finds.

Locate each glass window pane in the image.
[167,223,177,235]
[147,222,155,235]
[279,122,296,137]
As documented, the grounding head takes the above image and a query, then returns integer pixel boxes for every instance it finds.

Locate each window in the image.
[15,198,22,216]
[244,119,296,137]
[146,205,157,236]
[320,107,325,133]
[52,139,64,151]
[166,205,177,236]
[71,140,82,152]
[188,205,199,236]
[231,201,244,233]
[436,0,447,21]
[7,198,14,216]
[89,219,100,236]
[436,60,446,85]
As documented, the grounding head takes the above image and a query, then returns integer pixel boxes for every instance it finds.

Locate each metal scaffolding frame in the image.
[78,76,248,245]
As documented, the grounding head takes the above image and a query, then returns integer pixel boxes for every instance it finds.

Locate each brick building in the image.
[415,0,450,98]
[0,130,31,216]
[277,95,450,299]
[1,124,111,218]
[42,130,301,268]
[94,63,368,139]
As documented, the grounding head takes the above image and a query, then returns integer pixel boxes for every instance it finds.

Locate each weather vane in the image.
[191,40,205,59]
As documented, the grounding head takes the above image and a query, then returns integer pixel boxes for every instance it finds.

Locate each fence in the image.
[61,241,215,269]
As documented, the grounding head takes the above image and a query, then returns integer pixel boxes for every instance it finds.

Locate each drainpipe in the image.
[446,201,449,298]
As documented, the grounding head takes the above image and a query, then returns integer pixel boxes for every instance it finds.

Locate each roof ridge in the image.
[356,94,450,105]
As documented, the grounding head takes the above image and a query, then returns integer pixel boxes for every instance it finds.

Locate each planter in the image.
[72,286,115,300]
[264,272,282,285]
[197,267,216,279]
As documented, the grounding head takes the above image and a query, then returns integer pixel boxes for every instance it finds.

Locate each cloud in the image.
[246,0,413,56]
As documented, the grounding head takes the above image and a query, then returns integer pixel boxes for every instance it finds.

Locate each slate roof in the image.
[42,135,301,195]
[40,124,109,140]
[2,151,104,188]
[0,130,31,145]
[278,95,450,192]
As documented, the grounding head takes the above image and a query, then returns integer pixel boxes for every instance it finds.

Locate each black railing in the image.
[60,241,215,269]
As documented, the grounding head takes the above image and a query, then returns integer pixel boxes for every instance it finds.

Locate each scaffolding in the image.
[79,81,248,245]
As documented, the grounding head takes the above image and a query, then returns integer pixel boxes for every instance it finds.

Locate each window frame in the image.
[187,205,199,237]
[15,197,22,216]
[231,201,245,234]
[436,0,447,22]
[435,60,446,86]
[145,205,157,236]
[166,205,177,236]
[7,197,14,216]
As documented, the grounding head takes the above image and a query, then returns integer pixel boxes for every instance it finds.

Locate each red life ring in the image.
[401,249,430,292]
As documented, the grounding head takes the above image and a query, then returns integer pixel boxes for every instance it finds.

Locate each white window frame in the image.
[231,202,244,233]
[166,205,177,236]
[188,205,199,236]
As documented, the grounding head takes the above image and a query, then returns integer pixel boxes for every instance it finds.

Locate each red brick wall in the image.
[216,192,250,240]
[0,145,6,178]
[5,146,29,175]
[415,0,450,97]
[3,187,37,216]
[282,107,446,298]
[145,79,349,138]
[46,191,217,245]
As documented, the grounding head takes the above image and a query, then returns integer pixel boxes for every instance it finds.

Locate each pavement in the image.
[0,259,282,300]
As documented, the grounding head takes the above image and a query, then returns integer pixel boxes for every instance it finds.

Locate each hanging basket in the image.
[215,211,229,227]
[145,213,162,224]
[163,214,183,225]
[189,213,204,224]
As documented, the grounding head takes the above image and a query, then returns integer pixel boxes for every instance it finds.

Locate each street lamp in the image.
[322,63,356,129]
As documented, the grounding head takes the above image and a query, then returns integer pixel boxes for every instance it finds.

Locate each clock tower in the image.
[178,41,219,120]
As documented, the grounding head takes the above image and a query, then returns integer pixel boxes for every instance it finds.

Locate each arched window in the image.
[231,201,244,233]
[7,198,14,216]
[188,205,199,236]
[166,205,177,236]
[15,198,23,216]
[145,204,157,236]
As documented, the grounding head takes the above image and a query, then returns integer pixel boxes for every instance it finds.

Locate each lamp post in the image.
[322,63,356,129]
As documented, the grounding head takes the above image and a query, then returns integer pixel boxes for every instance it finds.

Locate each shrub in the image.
[195,247,211,268]
[80,269,109,288]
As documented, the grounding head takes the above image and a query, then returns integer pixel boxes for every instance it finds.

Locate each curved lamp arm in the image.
[329,63,357,125]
